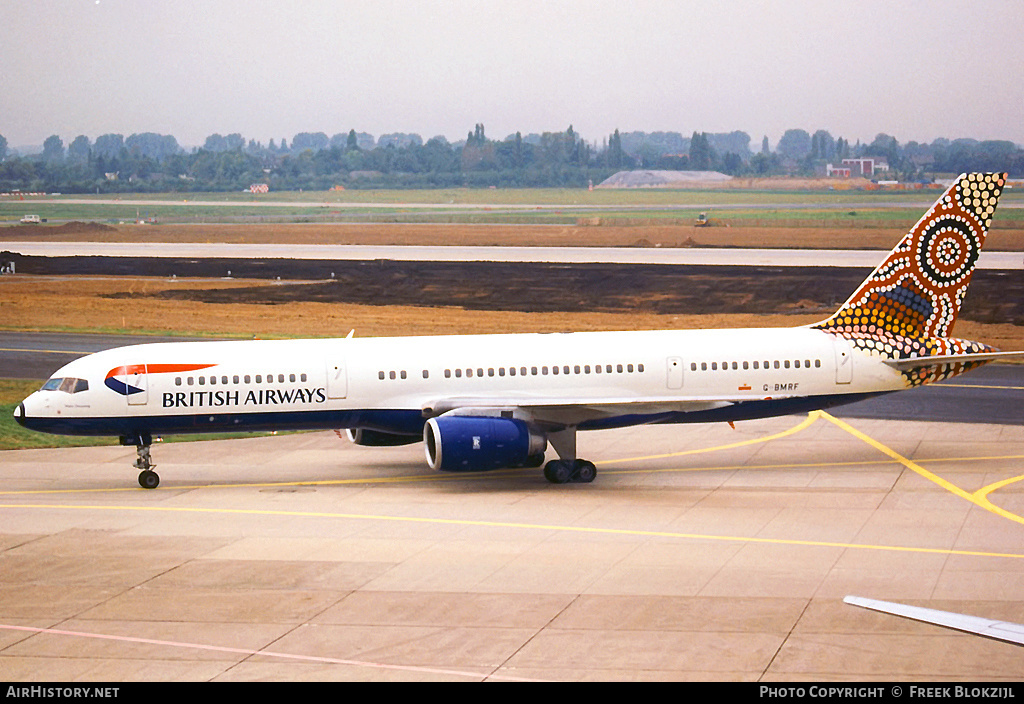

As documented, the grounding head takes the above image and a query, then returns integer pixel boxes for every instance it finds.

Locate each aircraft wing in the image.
[844,595,1024,646]
[422,393,776,427]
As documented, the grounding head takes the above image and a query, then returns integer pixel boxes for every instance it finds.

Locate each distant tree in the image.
[126,133,180,160]
[721,152,743,175]
[688,132,712,170]
[0,133,7,161]
[811,130,836,160]
[608,129,624,168]
[761,135,770,154]
[42,135,64,162]
[93,134,124,159]
[777,129,812,160]
[291,132,329,152]
[68,135,91,164]
[707,131,751,158]
[346,129,359,151]
[749,151,783,175]
[203,134,227,152]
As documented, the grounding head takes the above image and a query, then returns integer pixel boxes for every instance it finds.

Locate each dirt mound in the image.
[51,221,117,234]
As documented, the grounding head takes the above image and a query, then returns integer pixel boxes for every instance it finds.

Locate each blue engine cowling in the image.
[424,416,547,472]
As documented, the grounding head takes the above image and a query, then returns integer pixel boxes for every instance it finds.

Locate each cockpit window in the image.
[41,377,89,394]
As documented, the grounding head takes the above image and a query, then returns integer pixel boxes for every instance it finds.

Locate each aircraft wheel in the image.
[573,460,597,483]
[138,470,160,489]
[544,459,573,484]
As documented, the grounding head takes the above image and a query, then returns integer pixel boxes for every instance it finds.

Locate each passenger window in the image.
[301,373,308,382]
[289,373,296,382]
[423,370,430,379]
[175,377,182,386]
[379,371,385,380]
[233,375,239,384]
[199,377,206,385]
[244,375,251,383]
[637,364,643,372]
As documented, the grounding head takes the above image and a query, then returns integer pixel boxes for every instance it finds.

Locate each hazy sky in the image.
[3,0,1023,149]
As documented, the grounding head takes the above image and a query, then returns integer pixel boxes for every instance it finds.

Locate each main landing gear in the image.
[122,434,159,489]
[542,426,596,484]
[543,458,597,484]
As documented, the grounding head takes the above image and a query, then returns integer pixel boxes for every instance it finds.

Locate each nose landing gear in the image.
[122,434,159,489]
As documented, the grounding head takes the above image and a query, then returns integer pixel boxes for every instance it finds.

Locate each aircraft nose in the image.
[14,402,26,427]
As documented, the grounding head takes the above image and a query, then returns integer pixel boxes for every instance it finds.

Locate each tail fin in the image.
[815,172,1006,340]
[813,173,1007,384]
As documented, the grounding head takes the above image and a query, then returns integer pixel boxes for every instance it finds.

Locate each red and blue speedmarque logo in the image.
[104,364,216,396]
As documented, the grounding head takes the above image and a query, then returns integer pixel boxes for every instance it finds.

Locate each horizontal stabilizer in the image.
[882,350,1024,371]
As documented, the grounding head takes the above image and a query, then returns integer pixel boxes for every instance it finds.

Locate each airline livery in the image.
[14,173,1020,488]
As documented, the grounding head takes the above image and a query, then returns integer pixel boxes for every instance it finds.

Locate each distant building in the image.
[841,158,888,177]
[826,164,852,178]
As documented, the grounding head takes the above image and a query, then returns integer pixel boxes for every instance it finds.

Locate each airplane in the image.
[13,172,1021,489]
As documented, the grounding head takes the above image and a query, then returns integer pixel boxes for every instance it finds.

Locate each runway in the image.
[3,241,1023,269]
[1,413,1023,681]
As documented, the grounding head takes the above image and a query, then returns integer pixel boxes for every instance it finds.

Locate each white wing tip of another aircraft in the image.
[843,595,1024,646]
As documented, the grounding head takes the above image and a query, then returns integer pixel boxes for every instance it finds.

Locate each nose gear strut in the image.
[122,433,159,489]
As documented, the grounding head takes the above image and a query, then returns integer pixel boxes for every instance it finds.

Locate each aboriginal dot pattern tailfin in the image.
[813,172,1007,385]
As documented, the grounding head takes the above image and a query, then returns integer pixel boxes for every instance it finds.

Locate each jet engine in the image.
[424,416,547,471]
[344,428,421,446]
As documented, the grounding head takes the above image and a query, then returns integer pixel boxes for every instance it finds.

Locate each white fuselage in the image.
[17,326,903,441]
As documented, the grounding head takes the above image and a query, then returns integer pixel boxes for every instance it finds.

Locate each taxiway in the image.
[1,413,1023,680]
